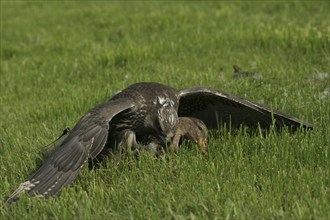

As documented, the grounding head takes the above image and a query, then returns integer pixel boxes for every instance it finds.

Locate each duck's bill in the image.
[198,138,208,156]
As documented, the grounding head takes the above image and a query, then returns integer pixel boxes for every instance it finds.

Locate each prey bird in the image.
[5,82,312,202]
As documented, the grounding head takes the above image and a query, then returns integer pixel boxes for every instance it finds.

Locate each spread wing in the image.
[178,87,313,130]
[5,99,134,203]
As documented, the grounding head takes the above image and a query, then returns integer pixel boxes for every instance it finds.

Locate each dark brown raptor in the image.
[5,82,312,202]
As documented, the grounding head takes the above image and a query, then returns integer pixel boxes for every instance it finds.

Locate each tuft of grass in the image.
[1,1,329,219]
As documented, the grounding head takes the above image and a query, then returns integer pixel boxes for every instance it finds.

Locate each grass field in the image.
[1,1,329,219]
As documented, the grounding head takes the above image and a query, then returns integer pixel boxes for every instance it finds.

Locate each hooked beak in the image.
[198,138,208,156]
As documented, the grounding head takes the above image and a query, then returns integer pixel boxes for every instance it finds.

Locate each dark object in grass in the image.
[233,65,263,79]
[5,82,313,203]
[42,128,71,157]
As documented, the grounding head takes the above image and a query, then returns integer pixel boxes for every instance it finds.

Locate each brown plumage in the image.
[5,82,312,202]
[172,117,208,156]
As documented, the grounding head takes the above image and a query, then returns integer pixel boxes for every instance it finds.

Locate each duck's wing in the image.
[5,99,135,203]
[178,86,313,130]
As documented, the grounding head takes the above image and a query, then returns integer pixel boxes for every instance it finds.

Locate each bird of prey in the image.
[5,82,312,203]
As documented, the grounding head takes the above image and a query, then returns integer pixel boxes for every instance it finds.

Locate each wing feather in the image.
[5,98,134,202]
[178,87,313,130]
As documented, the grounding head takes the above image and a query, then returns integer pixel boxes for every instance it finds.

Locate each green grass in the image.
[1,1,329,219]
